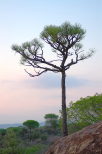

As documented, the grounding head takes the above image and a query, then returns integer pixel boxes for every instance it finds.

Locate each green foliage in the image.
[12,21,92,67]
[67,94,102,133]
[12,39,43,65]
[0,147,24,154]
[3,129,20,148]
[7,127,24,136]
[0,144,47,154]
[44,113,58,119]
[40,134,48,141]
[32,129,40,139]
[41,25,61,42]
[0,129,6,136]
[44,114,58,127]
[23,120,39,142]
[44,114,59,135]
[23,144,48,154]
[41,22,85,43]
[23,120,39,129]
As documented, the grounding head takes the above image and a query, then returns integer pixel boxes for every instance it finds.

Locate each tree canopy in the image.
[44,114,59,132]
[44,114,59,119]
[23,120,39,129]
[12,22,94,77]
[66,94,102,133]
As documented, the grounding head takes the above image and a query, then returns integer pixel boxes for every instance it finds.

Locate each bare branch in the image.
[24,69,47,77]
[65,49,94,70]
[25,59,60,73]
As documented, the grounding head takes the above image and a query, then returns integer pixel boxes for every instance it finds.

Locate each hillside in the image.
[46,121,102,154]
[0,123,22,129]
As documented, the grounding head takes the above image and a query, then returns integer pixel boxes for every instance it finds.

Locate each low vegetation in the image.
[0,94,102,153]
[66,93,102,134]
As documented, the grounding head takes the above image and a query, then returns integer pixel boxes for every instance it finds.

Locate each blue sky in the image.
[0,0,102,123]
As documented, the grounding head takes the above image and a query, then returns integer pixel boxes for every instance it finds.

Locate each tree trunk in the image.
[61,70,68,136]
[29,128,32,142]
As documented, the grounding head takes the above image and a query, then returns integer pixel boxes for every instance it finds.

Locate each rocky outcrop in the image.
[46,121,102,154]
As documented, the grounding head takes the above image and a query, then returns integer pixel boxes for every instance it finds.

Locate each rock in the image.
[45,121,102,154]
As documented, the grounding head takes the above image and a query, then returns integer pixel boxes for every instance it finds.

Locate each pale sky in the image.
[0,0,102,124]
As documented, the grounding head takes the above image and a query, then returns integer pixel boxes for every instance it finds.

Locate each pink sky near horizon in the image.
[0,63,102,124]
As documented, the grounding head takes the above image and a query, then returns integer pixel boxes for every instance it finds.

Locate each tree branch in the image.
[65,50,94,70]
[24,69,47,77]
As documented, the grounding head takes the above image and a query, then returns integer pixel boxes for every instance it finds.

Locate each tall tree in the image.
[23,120,39,141]
[44,113,59,130]
[12,22,94,136]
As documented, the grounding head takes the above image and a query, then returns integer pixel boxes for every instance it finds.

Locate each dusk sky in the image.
[0,0,102,124]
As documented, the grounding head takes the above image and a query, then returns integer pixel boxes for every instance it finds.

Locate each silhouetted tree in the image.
[12,22,94,136]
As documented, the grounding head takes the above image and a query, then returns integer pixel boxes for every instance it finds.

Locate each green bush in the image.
[0,129,6,136]
[0,144,48,154]
[0,147,24,154]
[23,144,47,154]
[32,130,40,139]
[66,94,102,134]
[40,134,48,141]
